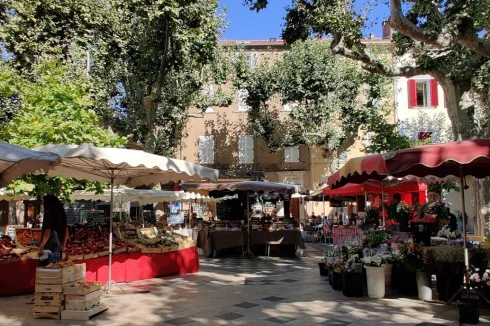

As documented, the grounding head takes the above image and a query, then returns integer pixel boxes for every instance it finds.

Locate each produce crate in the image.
[113,247,127,255]
[33,305,63,320]
[161,245,178,253]
[65,296,100,311]
[63,282,101,296]
[34,293,64,306]
[97,250,110,257]
[67,255,84,261]
[140,246,162,254]
[83,253,99,260]
[65,289,101,302]
[137,227,159,239]
[36,266,75,279]
[61,303,108,321]
[36,282,75,293]
[127,246,141,253]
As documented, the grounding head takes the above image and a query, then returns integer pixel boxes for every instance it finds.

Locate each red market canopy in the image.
[328,139,490,188]
[323,181,426,197]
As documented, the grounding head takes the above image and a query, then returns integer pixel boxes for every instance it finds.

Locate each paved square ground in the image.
[1,243,489,326]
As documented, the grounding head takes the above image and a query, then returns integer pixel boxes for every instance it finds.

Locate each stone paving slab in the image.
[1,252,490,326]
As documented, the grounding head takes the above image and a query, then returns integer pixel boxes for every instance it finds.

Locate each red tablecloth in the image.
[0,247,199,296]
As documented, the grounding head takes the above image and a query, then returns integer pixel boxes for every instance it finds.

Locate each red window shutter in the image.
[408,79,417,107]
[430,79,439,107]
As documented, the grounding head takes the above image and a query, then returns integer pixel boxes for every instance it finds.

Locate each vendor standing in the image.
[38,195,68,267]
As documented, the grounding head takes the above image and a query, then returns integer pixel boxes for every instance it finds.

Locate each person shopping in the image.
[38,194,68,267]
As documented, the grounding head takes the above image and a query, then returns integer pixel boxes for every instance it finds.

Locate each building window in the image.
[283,101,299,111]
[284,146,300,163]
[338,152,348,164]
[237,88,250,112]
[246,52,257,69]
[238,135,254,164]
[416,131,433,141]
[198,135,214,164]
[408,78,439,108]
[202,84,214,113]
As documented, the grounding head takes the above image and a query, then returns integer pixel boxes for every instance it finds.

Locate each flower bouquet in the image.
[437,225,462,240]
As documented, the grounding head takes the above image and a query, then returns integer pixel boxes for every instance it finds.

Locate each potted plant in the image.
[427,246,465,301]
[331,260,346,290]
[457,266,490,324]
[400,241,431,301]
[395,241,421,296]
[363,255,385,298]
[362,207,380,231]
[363,230,389,249]
[346,243,363,273]
[396,201,411,232]
[341,257,364,297]
[386,202,399,231]
[318,260,328,276]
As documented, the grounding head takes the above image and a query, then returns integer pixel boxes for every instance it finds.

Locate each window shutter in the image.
[199,136,214,164]
[239,136,254,164]
[292,147,299,162]
[208,136,215,164]
[285,148,291,162]
[408,79,417,107]
[430,79,439,107]
[246,136,254,164]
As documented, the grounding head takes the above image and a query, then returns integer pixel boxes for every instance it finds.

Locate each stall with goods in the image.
[0,222,199,296]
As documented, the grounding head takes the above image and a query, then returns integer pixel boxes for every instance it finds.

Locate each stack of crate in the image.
[62,281,107,320]
[33,263,85,320]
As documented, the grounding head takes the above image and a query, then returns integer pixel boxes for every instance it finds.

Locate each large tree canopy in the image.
[240,41,400,165]
[244,0,490,141]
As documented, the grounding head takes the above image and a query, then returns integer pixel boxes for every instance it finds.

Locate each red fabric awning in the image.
[323,181,426,196]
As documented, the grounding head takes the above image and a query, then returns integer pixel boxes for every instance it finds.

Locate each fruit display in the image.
[15,228,42,247]
[44,260,74,269]
[64,239,106,256]
[72,280,101,288]
[70,225,102,242]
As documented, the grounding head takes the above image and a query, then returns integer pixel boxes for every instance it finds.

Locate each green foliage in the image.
[0,61,126,148]
[398,241,427,273]
[428,182,460,195]
[363,230,388,249]
[362,207,380,231]
[241,40,396,161]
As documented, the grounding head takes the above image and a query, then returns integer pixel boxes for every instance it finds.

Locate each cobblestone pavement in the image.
[1,245,489,326]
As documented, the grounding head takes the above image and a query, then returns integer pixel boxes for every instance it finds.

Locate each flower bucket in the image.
[353,262,363,274]
[328,269,333,286]
[458,298,480,324]
[436,263,464,301]
[416,271,432,301]
[332,271,343,291]
[318,263,328,276]
[365,266,385,298]
[384,264,393,286]
[342,272,363,297]
[410,222,432,246]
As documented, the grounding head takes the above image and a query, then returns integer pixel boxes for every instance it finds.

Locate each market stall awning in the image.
[322,181,427,197]
[0,142,60,187]
[180,181,308,195]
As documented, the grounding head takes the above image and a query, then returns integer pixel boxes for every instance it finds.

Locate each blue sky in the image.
[219,0,390,40]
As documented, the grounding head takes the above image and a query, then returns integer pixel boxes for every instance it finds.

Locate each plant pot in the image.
[410,222,432,246]
[390,224,400,232]
[365,266,385,298]
[458,298,480,324]
[399,220,409,232]
[328,270,333,286]
[436,263,464,302]
[396,263,418,296]
[342,272,363,297]
[384,264,393,286]
[353,262,363,274]
[332,271,343,291]
[416,271,432,301]
[318,262,328,276]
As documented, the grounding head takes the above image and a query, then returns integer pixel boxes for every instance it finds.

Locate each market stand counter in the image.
[0,247,199,296]
[195,229,305,257]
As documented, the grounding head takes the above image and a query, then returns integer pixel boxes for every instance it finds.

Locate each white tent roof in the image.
[71,189,216,205]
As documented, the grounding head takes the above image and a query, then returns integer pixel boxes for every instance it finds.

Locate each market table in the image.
[0,247,199,296]
[195,229,305,257]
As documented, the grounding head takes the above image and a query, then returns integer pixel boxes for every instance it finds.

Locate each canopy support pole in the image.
[460,167,469,298]
[108,176,114,293]
[322,194,325,215]
[381,181,385,226]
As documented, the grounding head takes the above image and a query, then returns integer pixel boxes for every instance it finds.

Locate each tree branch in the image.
[331,34,427,77]
[389,0,490,58]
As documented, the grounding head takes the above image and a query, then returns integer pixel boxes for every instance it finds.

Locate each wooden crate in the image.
[137,227,158,239]
[63,282,101,296]
[160,245,175,253]
[65,296,100,311]
[97,250,110,257]
[36,266,75,278]
[127,246,141,253]
[113,247,127,255]
[65,289,101,302]
[34,293,63,306]
[33,305,63,320]
[67,254,84,261]
[36,282,74,293]
[61,303,108,321]
[140,246,162,254]
[36,274,77,285]
[83,253,99,260]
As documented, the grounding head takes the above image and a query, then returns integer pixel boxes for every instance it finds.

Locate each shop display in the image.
[15,228,42,248]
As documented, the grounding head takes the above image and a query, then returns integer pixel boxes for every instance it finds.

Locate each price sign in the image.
[5,225,22,240]
[81,210,107,226]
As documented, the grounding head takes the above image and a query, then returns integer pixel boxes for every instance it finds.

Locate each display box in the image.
[35,282,75,293]
[36,266,75,279]
[65,289,101,302]
[61,303,107,321]
[65,296,100,311]
[63,282,101,296]
[34,293,63,306]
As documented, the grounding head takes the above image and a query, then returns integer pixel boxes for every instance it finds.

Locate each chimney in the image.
[382,19,393,39]
[269,37,277,42]
[369,32,375,39]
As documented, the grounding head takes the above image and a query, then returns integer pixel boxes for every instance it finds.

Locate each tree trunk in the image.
[439,80,475,141]
[143,95,158,154]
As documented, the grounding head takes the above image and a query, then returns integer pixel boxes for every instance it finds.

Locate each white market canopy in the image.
[33,144,219,185]
[0,141,60,187]
[71,189,217,205]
